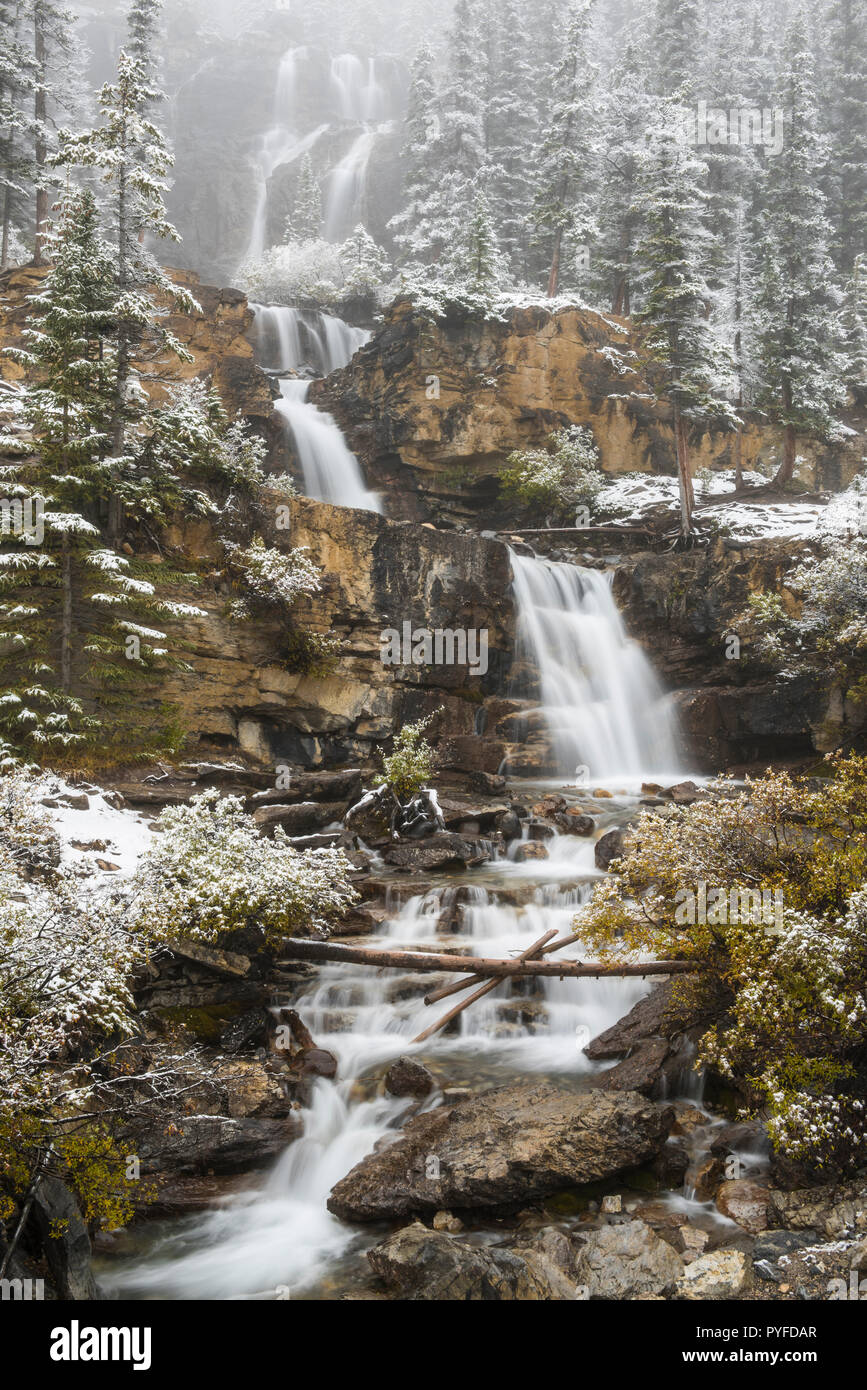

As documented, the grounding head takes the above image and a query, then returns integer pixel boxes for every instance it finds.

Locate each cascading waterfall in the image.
[323,128,384,242]
[102,829,651,1301]
[510,551,682,783]
[251,302,381,513]
[275,381,382,512]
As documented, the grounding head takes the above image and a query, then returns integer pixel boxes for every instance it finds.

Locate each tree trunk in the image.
[33,6,48,265]
[674,403,694,535]
[60,532,72,692]
[547,228,562,298]
[773,419,797,488]
[279,938,695,980]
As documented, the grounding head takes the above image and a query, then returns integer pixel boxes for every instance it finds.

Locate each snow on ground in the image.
[33,773,153,881]
[596,470,866,542]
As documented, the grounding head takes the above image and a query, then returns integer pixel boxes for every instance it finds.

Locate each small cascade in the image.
[251,304,368,376]
[323,127,389,243]
[275,381,382,513]
[509,551,682,783]
[330,54,387,124]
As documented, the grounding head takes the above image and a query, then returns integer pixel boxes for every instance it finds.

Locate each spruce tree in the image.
[822,0,867,276]
[532,0,600,298]
[446,189,507,314]
[653,0,704,95]
[388,41,444,265]
[595,42,652,314]
[0,0,35,270]
[752,13,845,488]
[285,154,322,242]
[486,0,538,279]
[56,48,198,538]
[634,100,732,537]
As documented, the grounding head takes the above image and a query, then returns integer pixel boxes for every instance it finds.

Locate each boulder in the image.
[385,1056,436,1099]
[220,1060,289,1119]
[253,801,346,835]
[598,1038,670,1095]
[558,811,595,836]
[585,979,682,1060]
[573,1220,685,1299]
[31,1177,99,1301]
[715,1178,769,1234]
[366,1222,566,1301]
[514,841,549,863]
[220,1007,270,1054]
[383,834,493,871]
[675,1249,753,1299]
[137,1115,299,1176]
[594,829,624,871]
[327,1084,673,1222]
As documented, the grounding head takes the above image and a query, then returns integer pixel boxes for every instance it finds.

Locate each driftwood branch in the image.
[280,938,694,980]
[423,928,586,1006]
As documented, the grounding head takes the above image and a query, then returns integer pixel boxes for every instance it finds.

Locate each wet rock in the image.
[671,1103,711,1136]
[690,1156,725,1203]
[598,1038,669,1095]
[432,1211,464,1233]
[558,810,595,836]
[367,1222,565,1301]
[220,1007,270,1054]
[585,979,685,1060]
[573,1219,684,1299]
[137,1115,299,1176]
[709,1120,769,1158]
[675,1249,753,1299]
[514,841,549,863]
[385,1056,435,1099]
[527,820,555,841]
[715,1178,769,1234]
[496,810,522,840]
[383,833,493,871]
[253,801,346,835]
[31,1177,99,1301]
[594,829,624,870]
[169,937,252,979]
[221,1060,289,1119]
[753,1229,816,1277]
[663,781,701,805]
[327,1084,674,1222]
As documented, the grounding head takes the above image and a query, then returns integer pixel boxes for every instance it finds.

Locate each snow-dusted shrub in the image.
[579,754,867,1177]
[228,536,321,610]
[238,229,393,309]
[131,790,359,944]
[746,538,867,678]
[500,426,602,520]
[375,711,440,803]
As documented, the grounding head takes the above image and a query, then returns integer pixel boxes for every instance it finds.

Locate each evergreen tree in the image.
[0,188,200,759]
[0,0,36,270]
[433,0,488,241]
[653,0,704,95]
[56,49,198,538]
[388,41,443,265]
[752,13,845,488]
[595,41,651,314]
[339,223,391,299]
[285,154,321,241]
[634,100,733,537]
[486,0,538,279]
[126,0,163,89]
[532,0,600,298]
[839,254,867,410]
[445,189,508,313]
[822,0,867,275]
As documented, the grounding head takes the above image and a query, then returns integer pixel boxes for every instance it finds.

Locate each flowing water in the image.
[98,551,709,1301]
[251,302,382,514]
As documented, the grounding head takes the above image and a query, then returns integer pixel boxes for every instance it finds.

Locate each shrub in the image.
[499,426,602,520]
[375,712,439,803]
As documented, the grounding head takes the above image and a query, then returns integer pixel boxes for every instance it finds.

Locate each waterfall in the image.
[101,831,651,1301]
[323,128,384,243]
[244,123,329,265]
[330,54,386,123]
[251,305,368,376]
[275,381,383,513]
[510,552,681,783]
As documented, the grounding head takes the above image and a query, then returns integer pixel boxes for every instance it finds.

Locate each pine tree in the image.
[56,48,198,539]
[339,223,391,299]
[595,42,652,314]
[285,154,321,241]
[822,0,867,276]
[434,0,488,242]
[0,0,36,270]
[634,100,732,537]
[532,0,600,298]
[486,0,538,279]
[126,0,163,88]
[446,189,508,313]
[0,188,200,759]
[653,0,704,95]
[388,41,444,265]
[752,13,845,488]
[839,254,867,409]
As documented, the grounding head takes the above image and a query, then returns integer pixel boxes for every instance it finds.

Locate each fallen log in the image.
[279,939,694,979]
[424,928,586,1006]
[412,928,558,1045]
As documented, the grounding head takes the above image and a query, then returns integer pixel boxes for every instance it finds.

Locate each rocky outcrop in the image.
[313,299,861,526]
[327,1084,674,1222]
[366,1222,576,1300]
[572,1219,685,1299]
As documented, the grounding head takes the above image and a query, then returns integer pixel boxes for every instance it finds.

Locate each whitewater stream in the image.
[95,548,744,1302]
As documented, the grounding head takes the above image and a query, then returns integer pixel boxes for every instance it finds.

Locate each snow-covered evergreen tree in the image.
[285,153,322,242]
[634,100,733,537]
[485,0,538,279]
[339,223,391,299]
[595,42,652,314]
[839,255,867,410]
[388,41,443,265]
[822,0,867,276]
[445,189,508,314]
[0,0,36,269]
[653,0,704,94]
[532,0,600,298]
[751,13,846,487]
[56,48,198,538]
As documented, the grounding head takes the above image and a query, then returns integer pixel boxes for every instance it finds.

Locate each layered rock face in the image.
[158,498,514,772]
[312,299,861,526]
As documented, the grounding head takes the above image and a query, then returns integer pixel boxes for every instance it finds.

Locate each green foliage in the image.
[375,710,440,802]
[744,539,867,680]
[499,426,602,519]
[579,754,867,1176]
